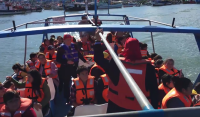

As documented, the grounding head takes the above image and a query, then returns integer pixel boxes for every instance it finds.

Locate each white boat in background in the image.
[0,1,26,15]
[98,1,122,9]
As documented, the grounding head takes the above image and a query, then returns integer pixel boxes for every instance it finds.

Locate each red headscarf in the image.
[121,38,142,62]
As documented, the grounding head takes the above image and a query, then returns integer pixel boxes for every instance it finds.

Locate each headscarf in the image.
[121,38,142,62]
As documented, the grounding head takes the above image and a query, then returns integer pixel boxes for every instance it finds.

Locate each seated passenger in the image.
[0,90,37,117]
[153,55,163,62]
[158,74,174,108]
[36,53,59,88]
[114,37,126,55]
[162,77,193,108]
[8,70,51,116]
[45,45,61,69]
[68,66,98,116]
[159,58,183,78]
[149,53,157,64]
[39,39,50,54]
[91,15,102,25]
[55,36,63,49]
[77,32,93,55]
[140,43,150,58]
[192,83,200,106]
[89,51,111,80]
[106,31,116,43]
[26,52,38,70]
[12,63,27,82]
[78,16,90,25]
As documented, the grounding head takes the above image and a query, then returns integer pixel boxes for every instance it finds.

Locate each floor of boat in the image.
[46,89,71,117]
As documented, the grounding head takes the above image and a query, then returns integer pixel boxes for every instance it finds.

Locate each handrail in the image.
[79,107,200,117]
[87,15,95,26]
[99,32,154,110]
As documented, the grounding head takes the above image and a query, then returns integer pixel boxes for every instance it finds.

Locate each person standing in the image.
[56,34,87,102]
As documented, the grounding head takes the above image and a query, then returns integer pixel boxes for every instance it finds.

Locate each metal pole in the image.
[24,24,28,66]
[85,0,88,14]
[99,33,154,110]
[149,21,155,53]
[94,0,97,26]
[108,0,110,14]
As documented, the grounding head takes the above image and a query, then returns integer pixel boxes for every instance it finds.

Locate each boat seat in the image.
[34,108,43,117]
[73,103,108,116]
[47,78,56,101]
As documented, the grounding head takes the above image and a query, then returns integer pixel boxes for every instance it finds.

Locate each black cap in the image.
[48,45,55,50]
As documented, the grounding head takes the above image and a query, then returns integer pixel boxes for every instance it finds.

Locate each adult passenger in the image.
[11,63,27,82]
[162,77,193,108]
[0,90,37,117]
[94,29,159,113]
[159,58,182,78]
[91,15,102,25]
[158,74,174,108]
[7,70,51,115]
[39,39,50,54]
[26,52,38,70]
[56,34,87,102]
[77,32,93,55]
[114,37,126,55]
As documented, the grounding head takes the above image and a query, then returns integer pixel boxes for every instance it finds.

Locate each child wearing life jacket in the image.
[39,39,50,54]
[162,77,193,108]
[140,43,150,58]
[158,74,174,108]
[12,63,28,82]
[67,66,98,116]
[114,37,126,55]
[1,90,37,117]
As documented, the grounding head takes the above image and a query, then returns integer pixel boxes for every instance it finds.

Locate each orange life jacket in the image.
[35,60,57,79]
[73,76,95,105]
[89,63,105,75]
[25,78,46,103]
[101,74,109,102]
[41,43,48,54]
[194,100,200,107]
[115,43,124,54]
[162,88,192,109]
[78,41,92,55]
[158,83,170,94]
[16,71,23,79]
[140,50,147,57]
[160,65,179,76]
[107,32,116,42]
[155,68,159,85]
[84,55,94,62]
[26,60,36,69]
[108,58,151,110]
[45,51,61,68]
[0,98,32,117]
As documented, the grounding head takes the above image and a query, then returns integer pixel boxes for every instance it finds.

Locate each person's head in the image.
[80,32,89,43]
[0,82,6,97]
[154,59,163,68]
[37,53,46,64]
[174,77,193,96]
[63,34,72,46]
[12,63,23,73]
[153,55,163,61]
[48,45,55,54]
[117,37,126,46]
[3,81,15,90]
[194,82,200,94]
[77,66,88,82]
[3,90,20,112]
[162,74,174,89]
[121,38,142,62]
[164,58,174,69]
[30,52,37,61]
[150,53,158,60]
[57,36,63,43]
[81,16,87,20]
[27,70,42,97]
[43,39,50,46]
[49,38,55,45]
[50,35,55,39]
[140,43,147,50]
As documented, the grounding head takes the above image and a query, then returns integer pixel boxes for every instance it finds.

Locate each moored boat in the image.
[0,1,26,15]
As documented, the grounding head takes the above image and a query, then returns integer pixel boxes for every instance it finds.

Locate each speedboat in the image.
[1,0,200,117]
